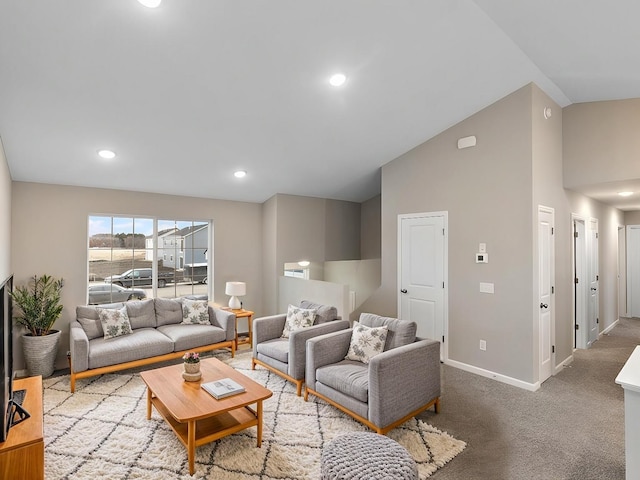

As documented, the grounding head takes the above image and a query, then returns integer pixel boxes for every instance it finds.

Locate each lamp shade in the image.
[225,282,246,296]
[225,281,246,309]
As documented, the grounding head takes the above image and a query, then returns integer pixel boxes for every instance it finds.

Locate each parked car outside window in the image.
[88,283,146,305]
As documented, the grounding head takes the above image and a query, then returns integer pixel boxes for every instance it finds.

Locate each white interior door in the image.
[587,219,599,346]
[398,213,446,358]
[628,225,640,317]
[573,217,587,349]
[538,206,554,383]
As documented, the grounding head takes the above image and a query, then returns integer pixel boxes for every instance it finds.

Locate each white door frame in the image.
[537,205,555,384]
[587,218,599,346]
[571,214,588,349]
[618,225,627,320]
[397,211,449,361]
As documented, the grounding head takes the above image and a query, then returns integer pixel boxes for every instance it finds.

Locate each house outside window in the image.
[88,216,211,304]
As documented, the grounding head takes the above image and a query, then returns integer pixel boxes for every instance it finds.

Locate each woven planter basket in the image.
[184,362,200,374]
[22,330,61,378]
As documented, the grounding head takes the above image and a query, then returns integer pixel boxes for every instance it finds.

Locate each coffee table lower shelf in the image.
[150,395,260,448]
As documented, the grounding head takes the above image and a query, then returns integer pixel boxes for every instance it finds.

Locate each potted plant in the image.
[10,274,64,378]
[183,351,200,373]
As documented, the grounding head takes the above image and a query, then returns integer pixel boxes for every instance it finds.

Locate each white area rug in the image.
[43,351,465,479]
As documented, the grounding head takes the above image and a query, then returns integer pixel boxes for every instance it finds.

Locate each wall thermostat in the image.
[476,253,488,263]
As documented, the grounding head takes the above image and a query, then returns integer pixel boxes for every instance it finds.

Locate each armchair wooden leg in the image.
[295,380,303,397]
[304,387,309,401]
[435,397,440,413]
[251,358,256,370]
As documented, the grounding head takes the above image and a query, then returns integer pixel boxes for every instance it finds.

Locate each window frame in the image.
[87,214,213,304]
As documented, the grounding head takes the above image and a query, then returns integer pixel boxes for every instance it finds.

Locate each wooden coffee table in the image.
[140,357,272,475]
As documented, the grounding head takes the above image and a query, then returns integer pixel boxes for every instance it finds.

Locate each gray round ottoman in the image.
[321,432,418,480]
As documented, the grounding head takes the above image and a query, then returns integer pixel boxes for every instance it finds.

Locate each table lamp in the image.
[225,281,246,309]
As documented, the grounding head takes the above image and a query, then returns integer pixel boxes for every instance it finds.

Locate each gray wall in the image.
[261,195,278,315]
[373,85,536,383]
[531,85,571,370]
[361,194,381,259]
[0,138,10,280]
[563,98,640,189]
[325,199,360,261]
[262,194,363,314]
[359,84,624,386]
[625,211,640,225]
[11,182,263,370]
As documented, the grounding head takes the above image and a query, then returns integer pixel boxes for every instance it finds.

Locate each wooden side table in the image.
[223,308,254,349]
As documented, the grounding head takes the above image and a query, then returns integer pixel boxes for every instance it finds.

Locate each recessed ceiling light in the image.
[138,0,161,7]
[97,149,116,159]
[329,73,347,87]
[234,170,247,178]
[618,191,634,197]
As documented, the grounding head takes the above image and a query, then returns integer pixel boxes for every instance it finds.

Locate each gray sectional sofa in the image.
[69,297,235,392]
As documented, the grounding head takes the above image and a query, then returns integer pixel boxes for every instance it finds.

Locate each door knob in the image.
[400,289,408,294]
[590,287,597,291]
[540,303,548,309]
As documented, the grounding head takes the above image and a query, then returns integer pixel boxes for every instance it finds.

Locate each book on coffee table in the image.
[201,378,246,399]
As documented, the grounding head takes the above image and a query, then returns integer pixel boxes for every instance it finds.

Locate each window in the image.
[88,216,211,304]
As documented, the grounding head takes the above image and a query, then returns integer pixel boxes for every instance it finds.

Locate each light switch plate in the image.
[480,282,494,294]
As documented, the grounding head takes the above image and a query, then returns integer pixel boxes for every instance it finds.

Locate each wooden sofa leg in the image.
[251,358,256,370]
[296,381,303,397]
[70,374,76,394]
[435,397,440,413]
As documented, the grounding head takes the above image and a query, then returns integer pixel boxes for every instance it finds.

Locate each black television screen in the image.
[0,274,13,443]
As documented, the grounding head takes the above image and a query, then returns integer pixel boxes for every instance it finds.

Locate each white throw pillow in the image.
[98,306,132,339]
[282,304,316,338]
[181,298,211,325]
[345,321,388,364]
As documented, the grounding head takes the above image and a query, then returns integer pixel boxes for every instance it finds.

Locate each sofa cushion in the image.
[157,324,227,351]
[76,303,123,340]
[316,360,369,403]
[97,306,133,339]
[88,328,174,370]
[126,298,156,329]
[345,322,388,364]
[282,304,316,338]
[359,313,417,351]
[256,337,289,364]
[300,300,338,324]
[181,298,210,325]
[154,298,183,326]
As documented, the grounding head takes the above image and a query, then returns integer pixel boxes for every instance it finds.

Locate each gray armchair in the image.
[304,313,440,434]
[251,300,350,396]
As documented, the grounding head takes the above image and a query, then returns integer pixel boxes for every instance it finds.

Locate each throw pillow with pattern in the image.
[282,304,316,338]
[98,306,133,339]
[345,321,388,364]
[181,298,211,325]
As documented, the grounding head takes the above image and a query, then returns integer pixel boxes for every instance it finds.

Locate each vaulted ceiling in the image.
[1,1,639,207]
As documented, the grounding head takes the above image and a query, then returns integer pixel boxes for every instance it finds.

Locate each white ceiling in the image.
[1,1,639,208]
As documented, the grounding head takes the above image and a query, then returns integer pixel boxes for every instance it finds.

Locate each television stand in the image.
[0,377,44,479]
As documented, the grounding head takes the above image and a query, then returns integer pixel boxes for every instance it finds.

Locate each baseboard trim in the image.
[555,354,573,375]
[445,359,539,392]
[601,318,620,336]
